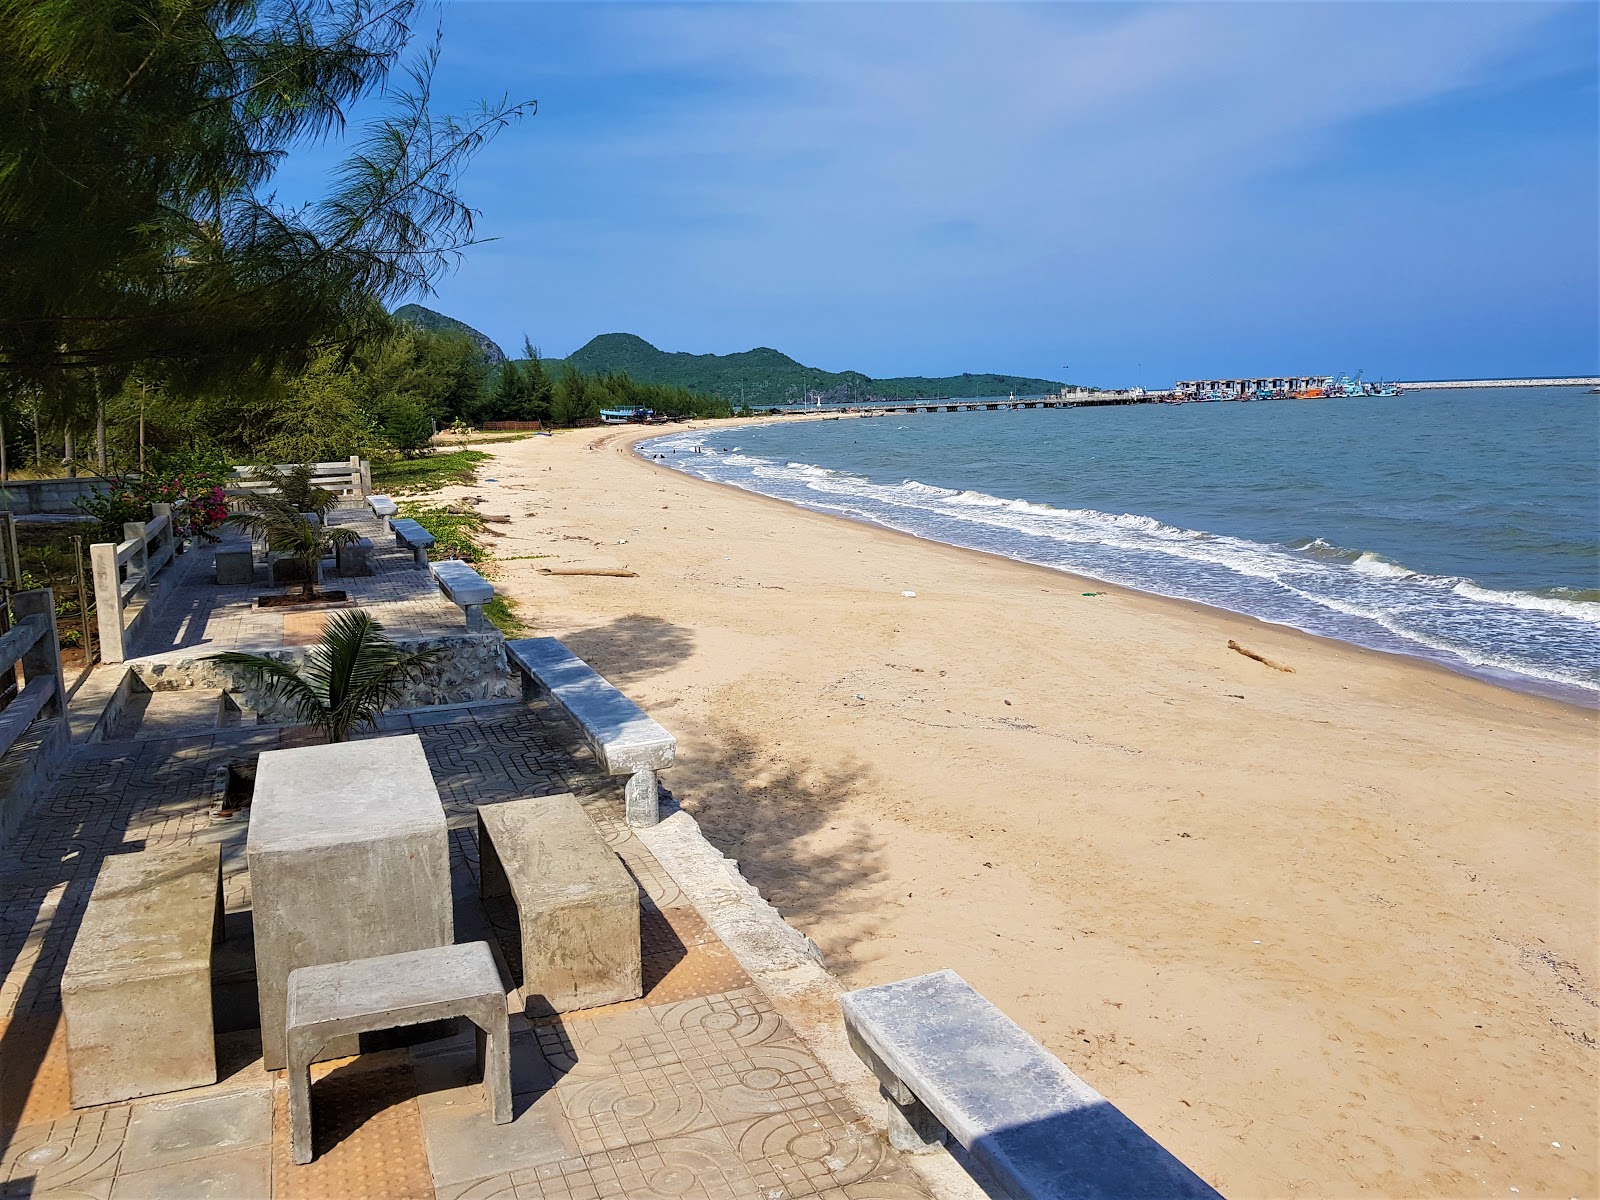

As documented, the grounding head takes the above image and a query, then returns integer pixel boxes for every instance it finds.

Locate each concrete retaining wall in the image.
[131,631,518,719]
[0,478,106,515]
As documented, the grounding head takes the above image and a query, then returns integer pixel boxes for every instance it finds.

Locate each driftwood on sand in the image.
[537,567,640,578]
[1228,639,1294,673]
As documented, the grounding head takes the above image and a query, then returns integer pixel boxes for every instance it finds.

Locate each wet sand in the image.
[452,419,1598,1199]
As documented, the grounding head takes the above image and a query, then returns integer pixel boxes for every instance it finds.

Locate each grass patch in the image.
[482,594,524,635]
[372,449,489,494]
[396,502,486,563]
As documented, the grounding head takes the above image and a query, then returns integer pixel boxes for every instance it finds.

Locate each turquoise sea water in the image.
[641,387,1600,703]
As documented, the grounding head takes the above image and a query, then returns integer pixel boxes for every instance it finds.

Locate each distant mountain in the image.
[392,304,506,365]
[539,332,1068,403]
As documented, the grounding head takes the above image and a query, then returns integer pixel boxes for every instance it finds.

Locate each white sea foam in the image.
[636,435,1600,697]
[1451,580,1600,623]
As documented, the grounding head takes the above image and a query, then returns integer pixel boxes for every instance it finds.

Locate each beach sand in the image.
[448,419,1597,1199]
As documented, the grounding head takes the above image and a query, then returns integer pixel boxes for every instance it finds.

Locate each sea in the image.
[640,386,1600,705]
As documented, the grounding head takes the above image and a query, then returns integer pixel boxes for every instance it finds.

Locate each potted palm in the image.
[210,610,444,743]
[225,494,359,603]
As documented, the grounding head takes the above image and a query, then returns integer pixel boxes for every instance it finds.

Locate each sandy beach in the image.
[447,418,1597,1199]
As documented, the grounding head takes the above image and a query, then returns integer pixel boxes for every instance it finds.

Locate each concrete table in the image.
[248,734,453,1070]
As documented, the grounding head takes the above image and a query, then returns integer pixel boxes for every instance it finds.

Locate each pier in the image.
[1395,376,1599,389]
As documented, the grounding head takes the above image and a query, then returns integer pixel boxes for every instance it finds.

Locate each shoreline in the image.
[627,417,1595,714]
[459,423,1598,1199]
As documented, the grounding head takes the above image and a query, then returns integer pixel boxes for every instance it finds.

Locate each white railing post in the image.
[11,588,64,718]
[90,542,128,663]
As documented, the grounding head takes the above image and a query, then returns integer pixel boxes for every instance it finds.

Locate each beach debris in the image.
[901,590,917,597]
[616,539,628,544]
[1227,640,1295,672]
[537,567,639,578]
[1081,592,1100,597]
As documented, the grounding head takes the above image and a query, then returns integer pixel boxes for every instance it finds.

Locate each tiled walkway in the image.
[0,701,935,1199]
[129,503,466,663]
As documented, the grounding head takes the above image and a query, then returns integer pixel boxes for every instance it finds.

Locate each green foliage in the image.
[0,0,531,399]
[396,502,485,564]
[209,609,444,743]
[540,332,1068,403]
[393,304,506,364]
[72,449,232,542]
[549,365,597,427]
[225,495,359,600]
[371,450,488,493]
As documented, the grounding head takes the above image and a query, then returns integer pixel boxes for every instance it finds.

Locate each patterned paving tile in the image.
[511,1132,762,1200]
[270,1073,434,1200]
[0,1012,72,1132]
[0,1106,129,1197]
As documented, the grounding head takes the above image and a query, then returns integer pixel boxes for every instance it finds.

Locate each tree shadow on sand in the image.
[666,728,893,977]
[558,614,695,687]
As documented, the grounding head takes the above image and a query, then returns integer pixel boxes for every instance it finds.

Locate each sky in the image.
[277,1,1599,388]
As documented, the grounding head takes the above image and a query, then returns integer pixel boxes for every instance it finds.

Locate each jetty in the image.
[1395,376,1599,389]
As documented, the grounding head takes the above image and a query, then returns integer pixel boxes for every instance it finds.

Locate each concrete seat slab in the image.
[840,969,1222,1199]
[429,559,494,606]
[477,794,641,1014]
[368,494,399,518]
[61,845,223,1107]
[286,940,511,1164]
[506,639,674,775]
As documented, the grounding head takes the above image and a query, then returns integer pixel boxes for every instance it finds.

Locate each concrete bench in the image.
[286,942,510,1164]
[840,970,1221,1199]
[214,540,254,586]
[61,845,223,1107]
[391,517,435,566]
[430,558,494,631]
[506,638,676,827]
[367,494,398,529]
[478,793,641,1014]
[335,535,373,577]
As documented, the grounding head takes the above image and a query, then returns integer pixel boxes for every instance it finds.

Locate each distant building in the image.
[599,407,653,424]
[1174,376,1332,398]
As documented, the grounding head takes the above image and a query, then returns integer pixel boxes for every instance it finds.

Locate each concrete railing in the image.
[0,590,66,763]
[0,588,69,852]
[91,501,183,664]
[228,458,371,499]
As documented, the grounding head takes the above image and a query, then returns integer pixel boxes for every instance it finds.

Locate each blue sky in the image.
[280,2,1598,387]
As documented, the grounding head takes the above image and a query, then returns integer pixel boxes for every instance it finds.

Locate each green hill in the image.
[393,303,506,365]
[539,332,1067,404]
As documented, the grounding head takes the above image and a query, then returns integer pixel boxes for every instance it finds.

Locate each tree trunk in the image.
[139,383,147,473]
[64,429,75,478]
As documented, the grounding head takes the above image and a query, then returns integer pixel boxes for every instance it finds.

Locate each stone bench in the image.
[506,638,676,827]
[840,970,1222,1199]
[335,535,373,577]
[61,845,224,1107]
[478,793,641,1014]
[214,539,254,586]
[286,942,510,1164]
[367,494,398,529]
[430,558,494,631]
[391,517,435,566]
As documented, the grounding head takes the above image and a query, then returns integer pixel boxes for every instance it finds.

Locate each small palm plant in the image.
[225,495,359,600]
[247,463,338,520]
[210,610,444,743]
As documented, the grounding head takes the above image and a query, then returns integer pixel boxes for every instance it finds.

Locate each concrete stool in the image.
[286,942,510,1165]
[335,536,373,577]
[214,542,254,586]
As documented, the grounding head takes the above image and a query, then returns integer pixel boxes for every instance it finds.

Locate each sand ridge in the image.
[445,420,1597,1199]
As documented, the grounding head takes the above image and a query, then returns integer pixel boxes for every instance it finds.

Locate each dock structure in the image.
[1175,376,1330,399]
[769,393,1161,418]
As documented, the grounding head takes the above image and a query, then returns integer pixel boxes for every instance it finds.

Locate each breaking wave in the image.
[641,432,1600,700]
